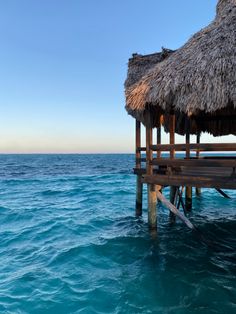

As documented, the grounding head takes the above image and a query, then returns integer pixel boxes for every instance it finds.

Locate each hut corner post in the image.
[185,117,192,211]
[135,120,143,216]
[146,125,158,229]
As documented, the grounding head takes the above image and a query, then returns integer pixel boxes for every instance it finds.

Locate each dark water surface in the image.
[0,154,235,314]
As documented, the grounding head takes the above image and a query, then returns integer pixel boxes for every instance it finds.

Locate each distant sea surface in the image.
[0,154,235,314]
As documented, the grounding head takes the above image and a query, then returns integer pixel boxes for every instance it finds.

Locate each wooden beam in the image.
[151,158,236,167]
[215,188,231,199]
[142,174,236,189]
[150,143,236,152]
[156,191,194,230]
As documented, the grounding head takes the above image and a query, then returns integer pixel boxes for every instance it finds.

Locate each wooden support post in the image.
[148,184,157,229]
[135,120,143,216]
[196,132,201,196]
[146,126,153,176]
[186,186,192,211]
[146,126,157,229]
[157,117,162,158]
[169,114,177,221]
[169,114,175,159]
[136,175,143,216]
[170,186,178,223]
[185,117,192,211]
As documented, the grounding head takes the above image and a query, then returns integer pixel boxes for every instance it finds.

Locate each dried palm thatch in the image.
[125,0,236,136]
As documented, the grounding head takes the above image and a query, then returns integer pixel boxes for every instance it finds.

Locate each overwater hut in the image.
[125,0,236,229]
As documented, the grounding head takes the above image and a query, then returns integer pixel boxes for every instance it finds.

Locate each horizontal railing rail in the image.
[151,158,236,168]
[150,143,236,152]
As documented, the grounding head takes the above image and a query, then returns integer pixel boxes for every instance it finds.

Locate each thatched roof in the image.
[125,0,236,136]
[125,49,174,89]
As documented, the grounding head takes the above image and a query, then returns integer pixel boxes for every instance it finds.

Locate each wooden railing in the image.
[135,120,236,172]
[136,144,236,168]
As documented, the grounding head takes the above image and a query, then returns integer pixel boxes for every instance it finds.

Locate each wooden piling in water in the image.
[185,117,192,211]
[169,114,177,221]
[136,175,143,216]
[135,120,143,216]
[146,125,157,229]
[148,184,157,229]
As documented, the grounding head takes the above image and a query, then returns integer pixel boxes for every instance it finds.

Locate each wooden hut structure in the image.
[125,0,236,229]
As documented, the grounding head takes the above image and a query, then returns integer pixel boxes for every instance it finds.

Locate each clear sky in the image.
[1,0,230,153]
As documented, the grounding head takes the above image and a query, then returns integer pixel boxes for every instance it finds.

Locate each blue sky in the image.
[0,0,227,153]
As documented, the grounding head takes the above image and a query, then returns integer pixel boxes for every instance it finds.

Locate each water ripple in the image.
[0,154,235,313]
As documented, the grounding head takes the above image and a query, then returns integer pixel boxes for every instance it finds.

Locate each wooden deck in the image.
[134,119,236,229]
[134,156,236,189]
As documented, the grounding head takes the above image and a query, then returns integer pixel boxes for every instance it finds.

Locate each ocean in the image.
[0,154,235,314]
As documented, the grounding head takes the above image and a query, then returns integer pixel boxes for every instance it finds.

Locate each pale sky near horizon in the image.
[1,0,232,154]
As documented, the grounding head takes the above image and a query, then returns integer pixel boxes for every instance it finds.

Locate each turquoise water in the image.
[0,154,235,314]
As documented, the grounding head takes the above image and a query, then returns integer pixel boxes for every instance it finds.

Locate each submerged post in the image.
[135,120,143,216]
[185,117,192,211]
[146,126,157,229]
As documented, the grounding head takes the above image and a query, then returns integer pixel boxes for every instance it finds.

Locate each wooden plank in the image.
[142,174,236,189]
[150,143,236,152]
[151,158,236,167]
